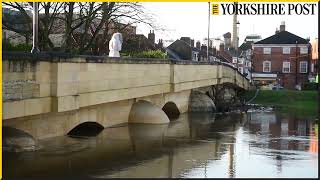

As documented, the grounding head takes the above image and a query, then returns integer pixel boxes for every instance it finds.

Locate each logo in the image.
[212,4,219,15]
[211,3,317,15]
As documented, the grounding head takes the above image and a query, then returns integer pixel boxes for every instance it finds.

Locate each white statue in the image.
[108,33,123,57]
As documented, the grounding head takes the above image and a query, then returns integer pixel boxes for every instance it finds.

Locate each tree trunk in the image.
[64,3,74,52]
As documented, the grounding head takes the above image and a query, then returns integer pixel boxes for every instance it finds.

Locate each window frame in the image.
[282,47,291,54]
[263,61,271,72]
[300,47,308,54]
[299,61,308,73]
[238,67,243,74]
[282,61,291,73]
[238,58,244,65]
[263,47,271,54]
[232,57,237,64]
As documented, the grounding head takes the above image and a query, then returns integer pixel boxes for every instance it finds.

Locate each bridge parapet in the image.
[3,52,250,120]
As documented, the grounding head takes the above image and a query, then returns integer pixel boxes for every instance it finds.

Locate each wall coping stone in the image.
[3,51,248,79]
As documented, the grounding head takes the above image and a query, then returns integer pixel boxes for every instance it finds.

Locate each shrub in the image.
[302,82,318,90]
[3,41,32,52]
[129,50,167,59]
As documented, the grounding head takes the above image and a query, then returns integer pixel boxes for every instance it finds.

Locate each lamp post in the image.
[236,21,240,51]
[31,2,40,53]
[207,2,210,61]
[295,40,298,87]
[236,21,240,69]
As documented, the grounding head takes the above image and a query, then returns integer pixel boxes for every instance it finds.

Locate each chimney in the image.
[148,30,155,45]
[219,43,225,51]
[232,2,239,50]
[212,47,217,56]
[158,39,163,48]
[196,41,201,49]
[200,44,207,52]
[280,21,285,32]
[275,28,279,34]
[191,39,195,47]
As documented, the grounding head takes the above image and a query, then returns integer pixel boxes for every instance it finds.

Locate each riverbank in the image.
[244,90,318,116]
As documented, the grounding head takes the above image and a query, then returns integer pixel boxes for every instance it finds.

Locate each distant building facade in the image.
[252,22,311,89]
[166,37,229,63]
[238,34,262,80]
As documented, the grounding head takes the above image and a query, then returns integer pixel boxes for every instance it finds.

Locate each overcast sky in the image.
[136,2,318,46]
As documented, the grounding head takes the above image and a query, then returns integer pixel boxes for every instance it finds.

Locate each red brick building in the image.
[252,22,311,89]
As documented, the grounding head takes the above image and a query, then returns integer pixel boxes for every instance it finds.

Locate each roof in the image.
[223,32,231,38]
[166,48,182,60]
[167,39,225,61]
[215,55,230,63]
[245,34,262,40]
[239,41,252,51]
[254,31,309,45]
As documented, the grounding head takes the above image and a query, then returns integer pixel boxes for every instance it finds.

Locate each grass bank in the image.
[244,90,318,116]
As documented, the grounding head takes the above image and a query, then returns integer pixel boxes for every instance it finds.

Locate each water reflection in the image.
[3,111,318,178]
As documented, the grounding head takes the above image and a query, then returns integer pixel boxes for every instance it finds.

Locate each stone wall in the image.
[2,60,39,101]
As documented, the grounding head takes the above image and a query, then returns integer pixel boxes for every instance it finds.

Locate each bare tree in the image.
[62,2,159,54]
[2,2,64,50]
[2,2,32,44]
[38,2,64,50]
[3,2,161,54]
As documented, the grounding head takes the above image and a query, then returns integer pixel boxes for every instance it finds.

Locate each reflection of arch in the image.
[3,126,35,139]
[68,122,104,137]
[3,126,36,152]
[162,101,180,120]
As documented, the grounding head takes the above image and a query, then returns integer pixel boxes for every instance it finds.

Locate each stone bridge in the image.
[2,52,250,141]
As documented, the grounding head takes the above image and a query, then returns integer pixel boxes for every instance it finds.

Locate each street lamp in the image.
[207,2,210,61]
[295,40,298,87]
[236,21,240,51]
[31,2,40,53]
[236,21,240,70]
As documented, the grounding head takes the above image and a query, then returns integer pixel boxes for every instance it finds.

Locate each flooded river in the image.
[3,110,318,178]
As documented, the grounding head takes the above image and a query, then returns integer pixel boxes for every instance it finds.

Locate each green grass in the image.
[244,90,318,116]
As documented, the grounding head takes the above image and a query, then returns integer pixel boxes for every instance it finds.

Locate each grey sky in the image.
[136,2,318,45]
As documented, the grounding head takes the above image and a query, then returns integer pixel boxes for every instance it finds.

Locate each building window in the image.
[300,47,308,54]
[238,58,244,64]
[300,61,308,73]
[282,47,290,54]
[263,61,271,72]
[282,61,290,73]
[232,57,237,63]
[245,61,251,68]
[263,48,271,54]
[238,67,243,74]
[192,52,198,61]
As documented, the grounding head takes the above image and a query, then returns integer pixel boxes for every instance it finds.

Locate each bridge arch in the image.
[162,101,180,120]
[129,100,170,124]
[3,126,37,152]
[67,122,104,137]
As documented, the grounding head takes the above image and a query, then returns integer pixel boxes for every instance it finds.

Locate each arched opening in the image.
[3,126,37,152]
[162,102,180,120]
[68,122,104,137]
[129,100,170,124]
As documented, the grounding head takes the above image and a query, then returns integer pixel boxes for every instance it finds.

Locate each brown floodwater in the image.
[2,110,318,178]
